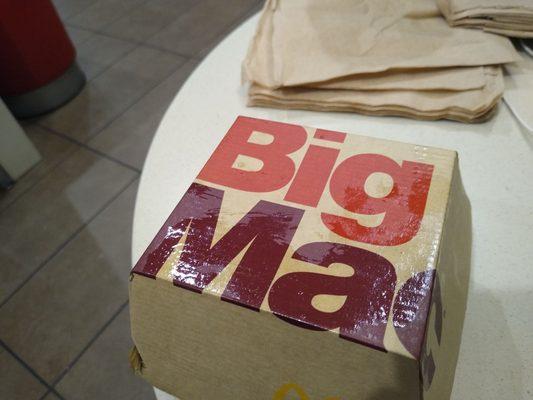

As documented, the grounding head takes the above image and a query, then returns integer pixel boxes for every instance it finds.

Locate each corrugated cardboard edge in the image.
[129,273,421,399]
[420,155,472,400]
[130,273,145,376]
[129,345,144,375]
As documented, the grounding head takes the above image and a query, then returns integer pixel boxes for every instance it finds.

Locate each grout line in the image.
[81,41,143,83]
[143,42,201,61]
[65,25,148,86]
[2,3,258,399]
[0,146,78,218]
[0,339,66,400]
[36,52,193,151]
[221,1,262,42]
[36,33,195,147]
[0,176,139,310]
[0,40,146,218]
[1,1,255,223]
[62,0,152,33]
[111,0,205,58]
[65,22,194,60]
[54,0,96,23]
[65,0,259,72]
[0,222,84,309]
[67,0,205,60]
[185,1,262,60]
[39,126,141,174]
[50,300,129,389]
[53,2,260,154]
[37,389,52,400]
[0,29,194,223]
[0,36,146,217]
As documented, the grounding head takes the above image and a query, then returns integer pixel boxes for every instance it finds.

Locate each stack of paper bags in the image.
[243,0,519,122]
[438,0,533,38]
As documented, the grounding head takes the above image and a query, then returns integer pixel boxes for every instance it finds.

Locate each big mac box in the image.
[129,116,471,400]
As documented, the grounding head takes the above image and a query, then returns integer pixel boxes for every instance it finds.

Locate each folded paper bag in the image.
[248,66,503,123]
[243,0,513,122]
[305,67,488,92]
[438,0,533,37]
[129,116,471,400]
[243,0,517,88]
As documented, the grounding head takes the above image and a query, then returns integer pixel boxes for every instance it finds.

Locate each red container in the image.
[0,0,85,118]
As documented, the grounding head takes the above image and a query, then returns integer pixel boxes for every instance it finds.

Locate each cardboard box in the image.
[129,116,471,400]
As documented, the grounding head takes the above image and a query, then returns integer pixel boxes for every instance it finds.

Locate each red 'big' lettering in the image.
[322,154,434,246]
[198,116,434,246]
[283,144,340,207]
[198,117,307,192]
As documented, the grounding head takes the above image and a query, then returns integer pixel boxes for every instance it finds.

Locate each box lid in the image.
[132,116,456,359]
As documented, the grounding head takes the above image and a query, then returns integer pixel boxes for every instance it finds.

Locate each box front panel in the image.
[130,275,421,400]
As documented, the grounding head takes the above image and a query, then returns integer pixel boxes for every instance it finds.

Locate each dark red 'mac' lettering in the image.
[133,182,304,310]
[392,269,436,359]
[268,242,397,350]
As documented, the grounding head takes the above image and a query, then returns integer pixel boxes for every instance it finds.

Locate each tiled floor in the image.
[0,1,262,399]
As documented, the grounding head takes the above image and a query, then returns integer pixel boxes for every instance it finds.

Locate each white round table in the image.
[132,14,533,400]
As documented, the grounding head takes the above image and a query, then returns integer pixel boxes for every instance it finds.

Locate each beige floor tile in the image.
[88,59,198,169]
[42,394,61,400]
[102,0,197,42]
[0,346,48,400]
[146,0,259,56]
[75,32,137,81]
[67,0,146,31]
[194,0,262,60]
[0,126,76,214]
[56,306,156,400]
[52,0,95,21]
[0,180,138,382]
[40,46,186,142]
[0,148,137,305]
[65,26,94,47]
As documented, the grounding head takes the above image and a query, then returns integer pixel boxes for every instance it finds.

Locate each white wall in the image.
[0,99,41,181]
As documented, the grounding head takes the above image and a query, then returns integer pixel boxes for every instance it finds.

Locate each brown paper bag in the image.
[243,2,485,90]
[438,0,533,37]
[244,0,517,88]
[306,67,487,91]
[248,67,503,123]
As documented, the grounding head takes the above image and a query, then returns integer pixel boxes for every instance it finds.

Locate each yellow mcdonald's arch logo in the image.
[273,383,340,400]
